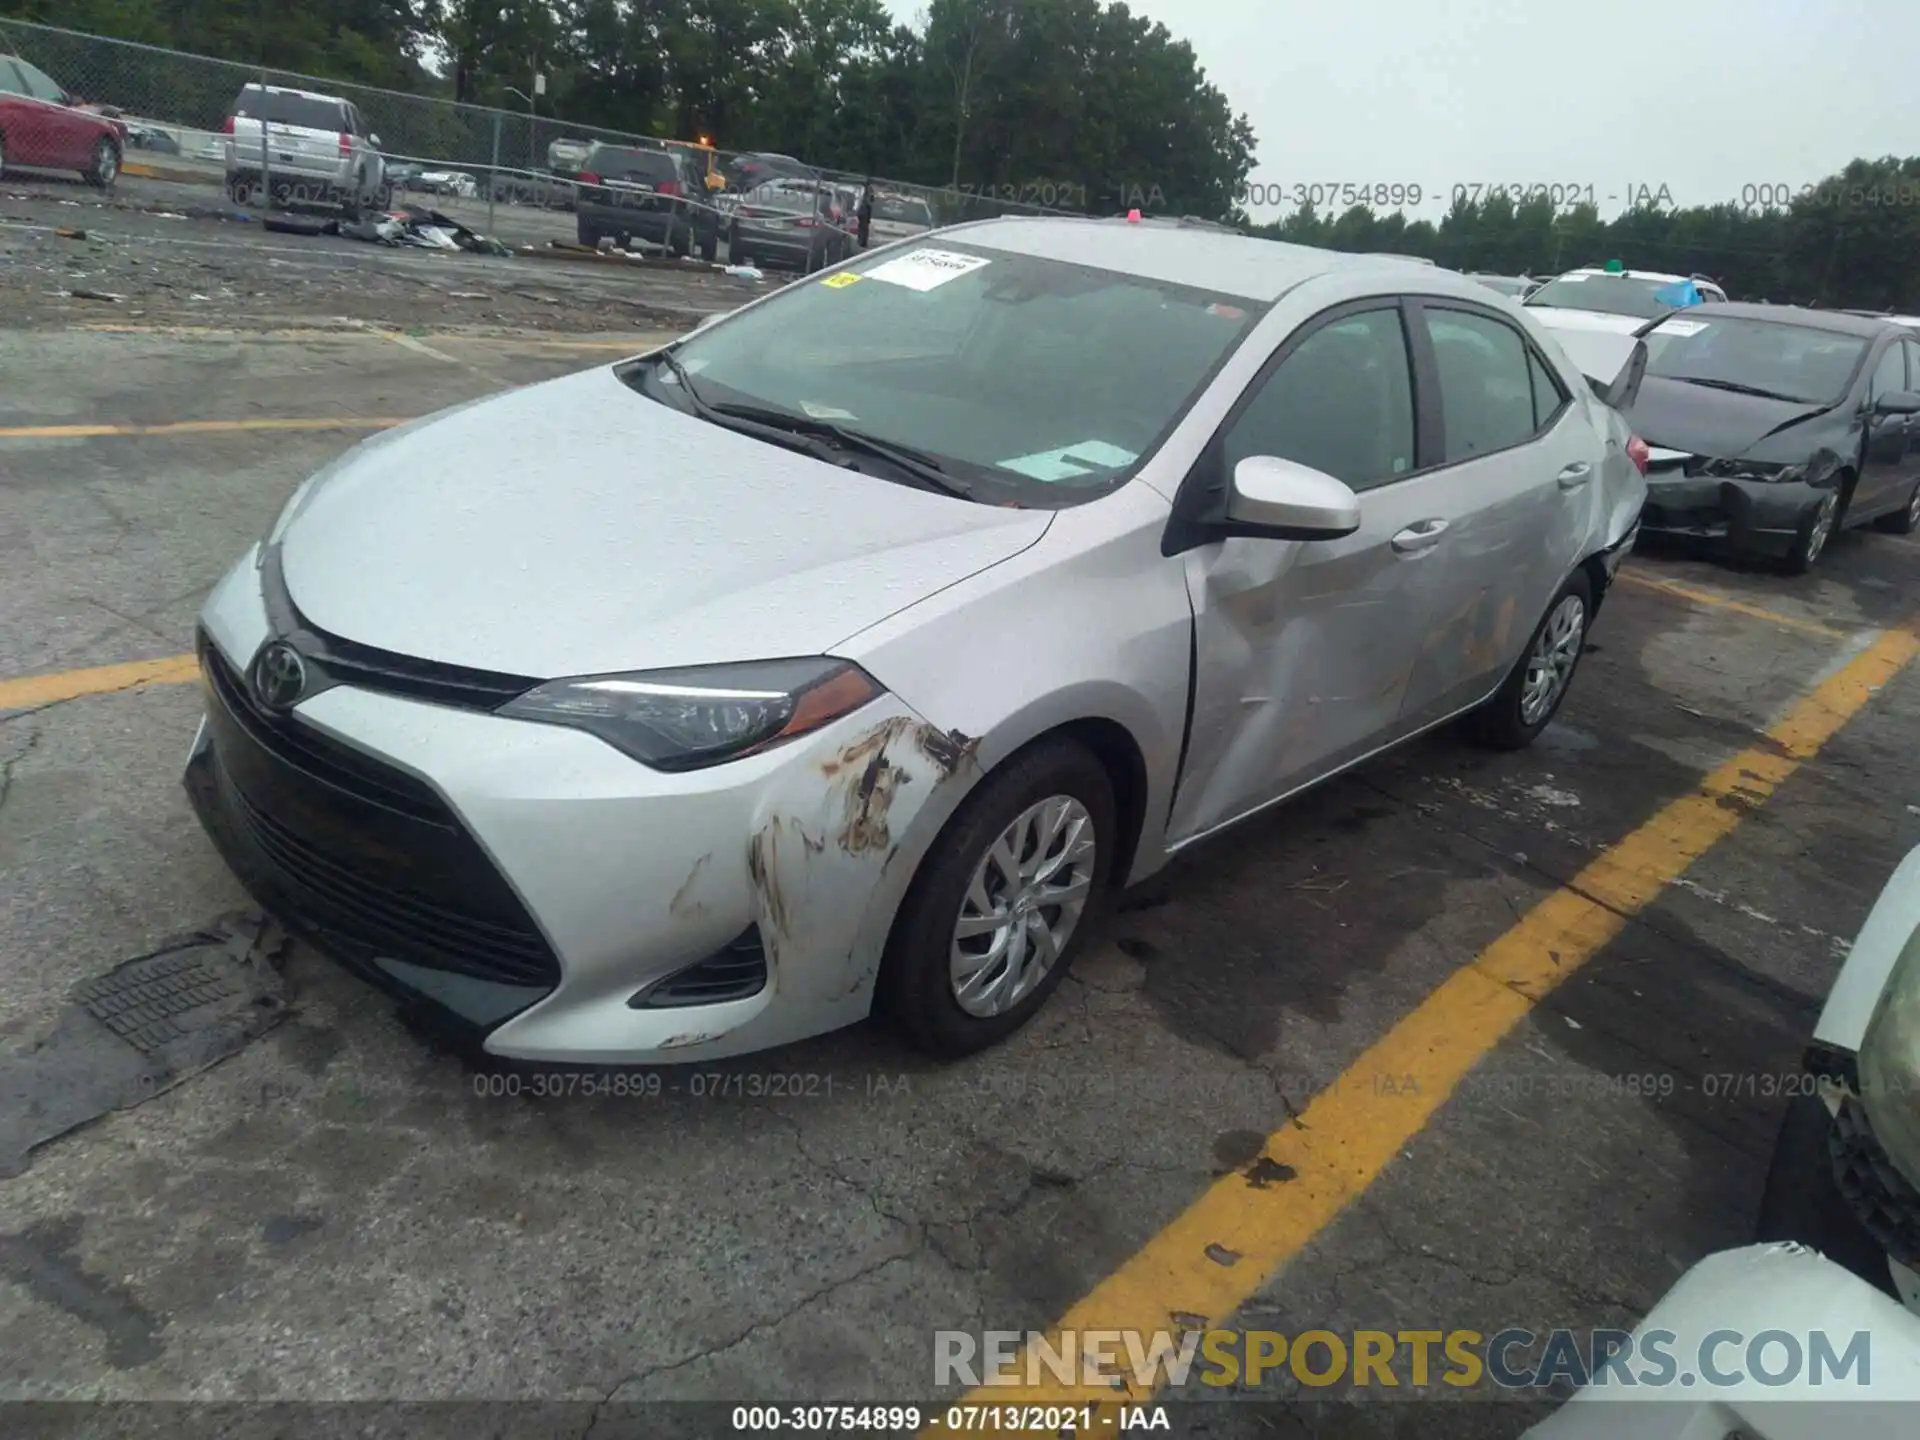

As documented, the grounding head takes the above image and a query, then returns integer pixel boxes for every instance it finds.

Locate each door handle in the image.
[1391,519,1449,554]
[1557,462,1592,490]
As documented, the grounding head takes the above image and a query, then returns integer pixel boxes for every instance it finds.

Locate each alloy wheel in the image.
[1908,483,1920,531]
[949,795,1097,1018]
[1804,491,1839,566]
[96,140,118,186]
[1520,594,1587,726]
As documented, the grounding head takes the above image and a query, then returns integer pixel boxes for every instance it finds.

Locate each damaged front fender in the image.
[749,699,982,1011]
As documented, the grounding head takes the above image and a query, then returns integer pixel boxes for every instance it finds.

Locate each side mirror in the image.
[1874,390,1920,417]
[1225,455,1361,539]
[368,134,382,148]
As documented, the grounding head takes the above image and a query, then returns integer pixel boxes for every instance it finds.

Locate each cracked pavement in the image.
[2,319,1919,1438]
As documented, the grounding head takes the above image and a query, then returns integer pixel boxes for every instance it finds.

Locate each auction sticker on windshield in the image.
[866,249,992,292]
[821,272,862,289]
[1660,319,1707,336]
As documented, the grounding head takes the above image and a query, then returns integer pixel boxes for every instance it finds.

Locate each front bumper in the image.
[1638,471,1827,556]
[183,549,980,1064]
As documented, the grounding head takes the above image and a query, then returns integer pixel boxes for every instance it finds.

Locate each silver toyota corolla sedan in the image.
[183,217,1648,1066]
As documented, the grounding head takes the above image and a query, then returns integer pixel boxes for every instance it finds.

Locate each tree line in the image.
[1248,157,1920,312]
[5,0,1255,216]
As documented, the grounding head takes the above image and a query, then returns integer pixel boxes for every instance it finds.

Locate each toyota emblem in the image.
[251,641,307,711]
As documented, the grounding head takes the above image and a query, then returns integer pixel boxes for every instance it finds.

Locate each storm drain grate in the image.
[74,951,249,1055]
[0,911,289,1178]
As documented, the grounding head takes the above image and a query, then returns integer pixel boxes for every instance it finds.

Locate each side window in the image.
[1426,307,1540,460]
[0,62,24,97]
[1905,340,1920,394]
[15,59,63,102]
[1223,307,1416,492]
[1528,349,1569,430]
[1869,343,1907,401]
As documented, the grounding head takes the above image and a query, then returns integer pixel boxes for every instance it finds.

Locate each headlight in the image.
[1698,458,1805,482]
[1857,928,1920,1182]
[496,657,885,771]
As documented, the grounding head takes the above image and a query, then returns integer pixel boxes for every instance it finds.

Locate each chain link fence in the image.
[1,18,1083,269]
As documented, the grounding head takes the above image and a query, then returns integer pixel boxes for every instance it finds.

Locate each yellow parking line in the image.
[952,618,1919,1410]
[1614,570,1848,639]
[0,417,408,440]
[0,654,199,710]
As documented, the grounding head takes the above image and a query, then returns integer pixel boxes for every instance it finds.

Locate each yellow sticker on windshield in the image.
[821,272,862,288]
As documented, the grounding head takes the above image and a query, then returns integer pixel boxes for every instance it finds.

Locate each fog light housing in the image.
[628,928,768,1008]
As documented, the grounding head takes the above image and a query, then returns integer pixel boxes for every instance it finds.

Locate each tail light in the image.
[793,217,818,227]
[1626,435,1650,475]
[578,170,601,185]
[220,115,234,134]
[338,132,352,154]
[656,180,683,196]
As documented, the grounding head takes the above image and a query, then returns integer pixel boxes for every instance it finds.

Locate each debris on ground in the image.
[53,227,87,241]
[61,287,124,303]
[725,264,765,280]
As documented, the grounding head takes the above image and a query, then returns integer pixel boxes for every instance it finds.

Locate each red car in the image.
[0,53,124,186]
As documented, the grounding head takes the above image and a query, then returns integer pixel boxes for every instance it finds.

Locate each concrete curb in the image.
[120,160,222,187]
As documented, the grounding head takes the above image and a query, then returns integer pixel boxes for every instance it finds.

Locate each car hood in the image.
[1523,306,1650,336]
[278,365,1052,677]
[1622,375,1834,461]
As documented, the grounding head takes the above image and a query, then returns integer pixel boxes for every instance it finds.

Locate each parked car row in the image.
[0,49,124,187]
[1519,263,1920,574]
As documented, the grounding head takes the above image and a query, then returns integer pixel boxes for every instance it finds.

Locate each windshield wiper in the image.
[1668,376,1814,404]
[645,353,972,498]
[705,399,975,499]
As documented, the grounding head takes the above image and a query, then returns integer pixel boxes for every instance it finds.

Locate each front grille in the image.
[631,929,768,1007]
[223,774,559,989]
[1832,1097,1920,1267]
[202,636,448,824]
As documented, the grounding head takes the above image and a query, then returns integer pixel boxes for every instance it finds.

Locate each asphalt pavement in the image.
[1,231,1918,1438]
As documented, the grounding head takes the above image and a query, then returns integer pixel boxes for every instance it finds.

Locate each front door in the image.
[1168,300,1468,843]
[1859,339,1913,521]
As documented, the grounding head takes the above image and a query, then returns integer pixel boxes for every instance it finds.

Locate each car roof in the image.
[1659,302,1903,337]
[936,216,1492,302]
[241,83,343,102]
[1553,266,1708,286]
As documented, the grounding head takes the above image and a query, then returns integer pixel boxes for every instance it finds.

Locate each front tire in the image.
[84,137,120,189]
[1874,478,1920,536]
[1784,488,1841,574]
[878,738,1116,1059]
[1474,569,1593,750]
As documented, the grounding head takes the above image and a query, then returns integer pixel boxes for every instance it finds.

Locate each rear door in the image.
[240,90,345,177]
[1393,299,1597,726]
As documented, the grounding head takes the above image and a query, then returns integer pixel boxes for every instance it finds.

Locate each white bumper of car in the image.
[192,549,983,1065]
[1523,1243,1920,1438]
[1814,842,1920,1056]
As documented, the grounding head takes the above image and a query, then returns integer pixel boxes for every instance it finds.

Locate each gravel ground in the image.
[0,171,772,334]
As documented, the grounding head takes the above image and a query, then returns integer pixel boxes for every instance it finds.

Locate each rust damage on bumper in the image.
[748,710,981,999]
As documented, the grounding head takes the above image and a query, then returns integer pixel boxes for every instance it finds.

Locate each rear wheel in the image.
[1784,489,1841,574]
[576,221,601,249]
[1473,569,1592,750]
[1874,478,1920,536]
[878,738,1115,1059]
[670,220,691,258]
[228,174,255,206]
[84,137,120,189]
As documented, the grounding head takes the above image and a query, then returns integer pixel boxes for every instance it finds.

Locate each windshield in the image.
[657,242,1262,506]
[875,196,933,224]
[237,89,345,131]
[1526,274,1684,319]
[1642,315,1867,405]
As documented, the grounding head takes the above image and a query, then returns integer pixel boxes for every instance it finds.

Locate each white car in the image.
[1525,265,1729,336]
[417,170,477,198]
[181,218,1647,1067]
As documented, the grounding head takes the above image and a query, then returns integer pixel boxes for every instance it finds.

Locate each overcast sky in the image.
[888,0,1920,222]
